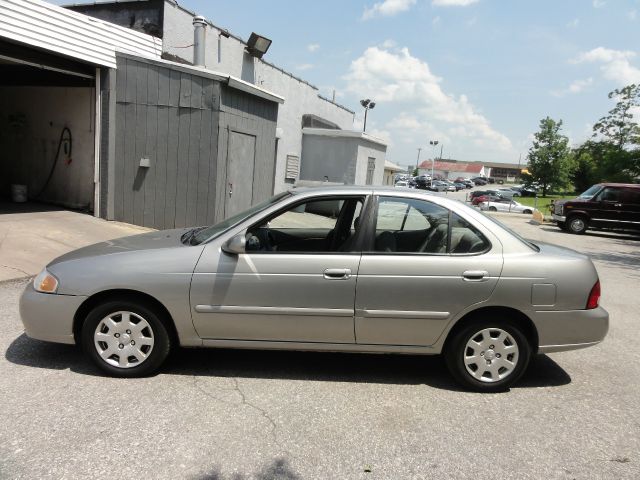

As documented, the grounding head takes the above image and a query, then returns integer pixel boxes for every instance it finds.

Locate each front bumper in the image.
[19,283,87,344]
[533,306,609,353]
[552,213,566,222]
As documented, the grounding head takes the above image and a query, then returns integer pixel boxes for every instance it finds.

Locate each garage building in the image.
[0,0,283,229]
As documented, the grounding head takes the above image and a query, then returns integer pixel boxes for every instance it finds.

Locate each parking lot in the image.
[1,211,639,479]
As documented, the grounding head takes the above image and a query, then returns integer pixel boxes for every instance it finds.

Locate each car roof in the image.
[599,183,640,188]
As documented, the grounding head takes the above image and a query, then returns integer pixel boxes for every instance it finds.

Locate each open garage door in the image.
[0,40,98,212]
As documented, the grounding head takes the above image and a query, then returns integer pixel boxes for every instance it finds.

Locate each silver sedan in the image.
[20,187,608,392]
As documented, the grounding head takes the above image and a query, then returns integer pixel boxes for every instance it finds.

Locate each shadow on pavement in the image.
[539,225,640,242]
[0,200,68,215]
[6,333,571,391]
[192,458,300,480]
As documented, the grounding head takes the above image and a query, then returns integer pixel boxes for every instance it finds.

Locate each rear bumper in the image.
[533,306,608,353]
[19,283,86,344]
[552,214,566,222]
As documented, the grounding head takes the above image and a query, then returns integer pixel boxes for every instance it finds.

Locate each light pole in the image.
[360,99,376,132]
[415,147,422,174]
[429,140,439,180]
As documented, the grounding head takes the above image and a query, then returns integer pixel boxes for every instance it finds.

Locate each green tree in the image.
[526,117,571,196]
[592,84,640,149]
[568,144,598,193]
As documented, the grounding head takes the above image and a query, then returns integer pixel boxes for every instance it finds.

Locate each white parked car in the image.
[395,181,409,188]
[496,187,520,198]
[479,200,534,214]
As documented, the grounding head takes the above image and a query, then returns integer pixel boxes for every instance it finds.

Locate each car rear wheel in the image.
[81,299,171,377]
[445,321,531,392]
[523,209,532,214]
[488,206,497,212]
[567,215,588,234]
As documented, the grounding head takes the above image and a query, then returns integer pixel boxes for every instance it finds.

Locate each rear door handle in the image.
[462,270,488,281]
[323,268,352,280]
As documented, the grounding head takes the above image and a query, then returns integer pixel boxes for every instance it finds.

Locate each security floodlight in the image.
[246,32,272,58]
[360,98,376,132]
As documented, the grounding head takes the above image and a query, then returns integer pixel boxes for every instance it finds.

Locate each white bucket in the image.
[11,184,27,203]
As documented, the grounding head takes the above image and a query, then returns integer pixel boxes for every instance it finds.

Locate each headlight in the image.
[33,268,59,294]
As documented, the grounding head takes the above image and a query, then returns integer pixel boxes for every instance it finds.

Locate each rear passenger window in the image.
[373,197,449,253]
[449,213,490,254]
[371,197,490,255]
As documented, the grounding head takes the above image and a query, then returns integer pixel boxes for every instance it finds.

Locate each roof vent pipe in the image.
[193,15,207,67]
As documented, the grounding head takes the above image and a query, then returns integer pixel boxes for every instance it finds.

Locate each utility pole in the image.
[415,147,422,173]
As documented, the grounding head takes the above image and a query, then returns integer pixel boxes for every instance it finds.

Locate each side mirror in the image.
[221,233,246,254]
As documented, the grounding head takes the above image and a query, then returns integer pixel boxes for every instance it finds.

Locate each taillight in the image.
[586,280,600,309]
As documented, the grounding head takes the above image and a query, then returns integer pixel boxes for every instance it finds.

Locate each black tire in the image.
[81,299,172,377]
[557,221,568,231]
[444,320,531,392]
[523,209,532,214]
[567,215,588,235]
[488,206,497,212]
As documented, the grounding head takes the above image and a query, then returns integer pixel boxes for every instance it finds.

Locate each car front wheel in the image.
[567,215,588,234]
[445,321,531,392]
[81,299,171,377]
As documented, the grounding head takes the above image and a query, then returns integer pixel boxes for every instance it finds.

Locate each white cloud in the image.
[381,39,397,48]
[307,43,320,53]
[572,47,640,85]
[592,0,605,8]
[551,77,593,97]
[566,18,579,28]
[344,46,513,152]
[295,63,314,71]
[362,0,416,20]
[432,0,479,6]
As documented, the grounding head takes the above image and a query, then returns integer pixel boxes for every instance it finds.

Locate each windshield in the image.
[190,192,291,245]
[578,184,603,199]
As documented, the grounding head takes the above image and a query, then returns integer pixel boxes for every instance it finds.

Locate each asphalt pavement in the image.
[1,208,639,479]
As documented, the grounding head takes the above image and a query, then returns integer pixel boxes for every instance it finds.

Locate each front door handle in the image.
[323,268,352,280]
[462,270,488,281]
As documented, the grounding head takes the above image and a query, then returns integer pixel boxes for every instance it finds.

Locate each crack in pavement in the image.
[231,377,282,448]
[0,264,32,277]
[191,375,283,449]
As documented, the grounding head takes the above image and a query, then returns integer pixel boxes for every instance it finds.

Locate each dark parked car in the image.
[470,177,488,186]
[552,183,640,234]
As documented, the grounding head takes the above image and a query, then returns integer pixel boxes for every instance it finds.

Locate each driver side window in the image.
[245,197,364,253]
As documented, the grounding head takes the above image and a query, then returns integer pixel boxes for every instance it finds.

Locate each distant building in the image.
[300,129,387,186]
[418,160,486,180]
[383,161,404,185]
[417,159,523,181]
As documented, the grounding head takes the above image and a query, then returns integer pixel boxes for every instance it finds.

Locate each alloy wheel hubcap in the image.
[464,327,519,383]
[571,219,584,231]
[94,311,154,368]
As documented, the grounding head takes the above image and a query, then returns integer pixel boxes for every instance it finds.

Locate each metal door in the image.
[224,130,256,218]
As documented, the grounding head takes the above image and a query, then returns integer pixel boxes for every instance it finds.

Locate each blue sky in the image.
[61,0,640,167]
[185,0,640,167]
